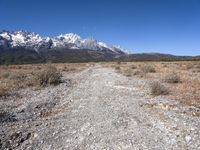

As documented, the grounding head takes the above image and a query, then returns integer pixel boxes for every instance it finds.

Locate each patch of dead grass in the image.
[109,61,200,107]
[0,63,87,99]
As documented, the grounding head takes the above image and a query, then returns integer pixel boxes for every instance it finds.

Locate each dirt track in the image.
[0,65,200,150]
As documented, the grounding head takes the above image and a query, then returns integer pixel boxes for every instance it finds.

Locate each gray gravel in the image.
[0,66,199,150]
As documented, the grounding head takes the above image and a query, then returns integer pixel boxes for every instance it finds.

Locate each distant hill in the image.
[1,48,199,65]
[120,53,200,61]
[0,46,126,64]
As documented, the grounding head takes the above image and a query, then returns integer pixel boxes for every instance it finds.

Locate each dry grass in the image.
[0,63,87,98]
[131,65,137,69]
[0,87,10,98]
[106,61,200,107]
[163,72,181,83]
[111,62,155,78]
[140,65,156,73]
[1,61,200,107]
[157,62,200,107]
[150,81,169,96]
[36,66,62,86]
[115,66,121,70]
[175,76,200,107]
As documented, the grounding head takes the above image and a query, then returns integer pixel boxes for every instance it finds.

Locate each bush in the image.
[36,66,62,86]
[131,65,137,69]
[186,63,194,70]
[133,70,145,77]
[141,65,156,73]
[150,81,169,96]
[2,73,10,78]
[10,73,27,80]
[122,69,133,77]
[163,64,168,68]
[0,87,10,98]
[115,66,121,70]
[195,63,200,69]
[163,73,181,83]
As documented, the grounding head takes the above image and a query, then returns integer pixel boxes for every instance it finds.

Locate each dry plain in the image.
[0,61,200,149]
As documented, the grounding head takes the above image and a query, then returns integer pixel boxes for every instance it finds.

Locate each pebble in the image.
[185,136,192,143]
[33,133,38,138]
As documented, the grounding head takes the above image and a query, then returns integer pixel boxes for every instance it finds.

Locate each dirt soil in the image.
[0,65,200,150]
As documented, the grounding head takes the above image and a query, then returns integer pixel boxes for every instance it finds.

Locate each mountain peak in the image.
[57,33,81,38]
[56,33,81,43]
[0,30,129,54]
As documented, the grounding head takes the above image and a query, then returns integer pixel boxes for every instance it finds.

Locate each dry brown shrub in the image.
[115,66,121,70]
[131,65,137,69]
[163,72,181,83]
[9,73,27,80]
[141,65,156,73]
[174,77,200,107]
[150,81,169,96]
[0,87,10,98]
[132,70,146,77]
[1,72,10,78]
[195,63,200,69]
[163,64,168,68]
[36,66,62,86]
[122,69,133,77]
[186,63,194,70]
[69,68,77,72]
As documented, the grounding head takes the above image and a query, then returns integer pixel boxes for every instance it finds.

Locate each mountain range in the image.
[0,30,199,64]
[0,30,128,64]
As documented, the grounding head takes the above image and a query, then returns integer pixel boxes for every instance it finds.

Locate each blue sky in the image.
[0,0,200,56]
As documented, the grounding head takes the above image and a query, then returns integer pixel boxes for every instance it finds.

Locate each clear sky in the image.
[0,0,200,56]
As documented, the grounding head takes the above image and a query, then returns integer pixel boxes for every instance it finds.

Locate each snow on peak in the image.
[0,30,43,48]
[112,45,132,54]
[0,32,11,40]
[56,33,81,42]
[0,30,129,54]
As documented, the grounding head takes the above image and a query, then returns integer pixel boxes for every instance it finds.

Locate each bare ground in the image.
[0,65,200,150]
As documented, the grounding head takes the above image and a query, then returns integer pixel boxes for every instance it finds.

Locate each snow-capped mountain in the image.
[0,30,130,64]
[0,30,128,54]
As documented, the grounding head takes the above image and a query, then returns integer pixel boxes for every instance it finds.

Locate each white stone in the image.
[185,136,192,143]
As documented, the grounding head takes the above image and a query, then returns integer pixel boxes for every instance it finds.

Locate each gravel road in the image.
[0,65,199,150]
